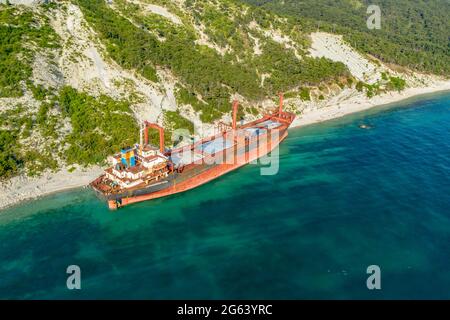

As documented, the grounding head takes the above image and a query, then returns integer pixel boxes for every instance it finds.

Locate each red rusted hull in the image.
[91,107,295,210]
[116,130,289,209]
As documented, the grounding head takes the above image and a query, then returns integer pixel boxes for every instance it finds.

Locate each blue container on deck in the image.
[121,148,134,168]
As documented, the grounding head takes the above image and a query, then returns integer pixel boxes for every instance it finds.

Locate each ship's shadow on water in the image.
[0,92,450,299]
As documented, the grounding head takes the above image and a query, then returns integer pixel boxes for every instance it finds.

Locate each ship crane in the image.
[278,92,284,114]
[142,121,165,153]
[273,92,295,123]
[232,100,239,131]
[215,100,239,135]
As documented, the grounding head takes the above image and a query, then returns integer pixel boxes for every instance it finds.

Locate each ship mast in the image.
[232,100,239,131]
[279,92,284,114]
[139,122,144,153]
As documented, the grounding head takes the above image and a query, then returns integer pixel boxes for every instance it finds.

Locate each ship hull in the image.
[91,109,295,210]
[110,130,288,209]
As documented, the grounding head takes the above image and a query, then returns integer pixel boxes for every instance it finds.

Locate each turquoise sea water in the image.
[1,91,449,299]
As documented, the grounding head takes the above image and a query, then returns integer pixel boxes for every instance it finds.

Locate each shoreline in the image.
[0,166,104,211]
[1,82,449,211]
[291,81,450,128]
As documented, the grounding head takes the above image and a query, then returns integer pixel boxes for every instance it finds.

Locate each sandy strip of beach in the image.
[292,80,450,127]
[0,166,104,211]
[1,81,449,211]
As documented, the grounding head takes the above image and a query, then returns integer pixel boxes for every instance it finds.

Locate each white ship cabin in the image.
[104,145,170,189]
[137,145,168,170]
[105,167,143,189]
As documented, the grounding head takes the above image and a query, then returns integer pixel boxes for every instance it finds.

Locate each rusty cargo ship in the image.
[91,95,295,209]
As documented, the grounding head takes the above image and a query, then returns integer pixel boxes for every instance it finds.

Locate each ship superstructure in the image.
[93,122,172,196]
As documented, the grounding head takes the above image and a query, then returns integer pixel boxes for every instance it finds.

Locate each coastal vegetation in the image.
[0,5,60,98]
[355,74,406,98]
[242,0,450,76]
[163,110,195,146]
[76,0,349,122]
[387,76,406,92]
[0,85,138,177]
[0,130,21,178]
[299,88,311,101]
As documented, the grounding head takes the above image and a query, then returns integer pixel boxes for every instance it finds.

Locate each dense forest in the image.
[242,0,450,76]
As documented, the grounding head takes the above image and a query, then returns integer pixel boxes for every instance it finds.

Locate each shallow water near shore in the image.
[1,91,449,299]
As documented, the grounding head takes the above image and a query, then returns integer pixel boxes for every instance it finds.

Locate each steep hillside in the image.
[76,0,350,121]
[0,0,349,179]
[242,0,450,76]
[0,0,448,186]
